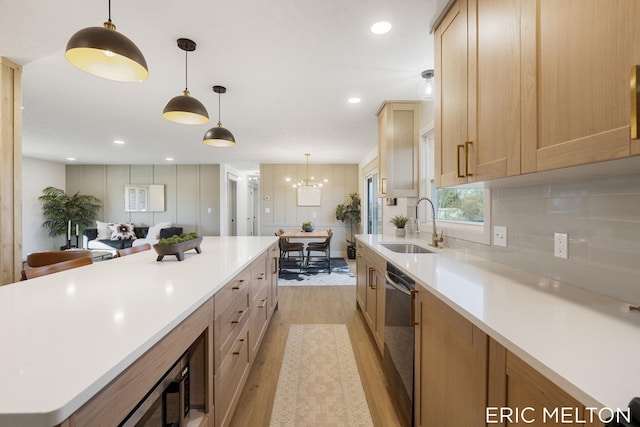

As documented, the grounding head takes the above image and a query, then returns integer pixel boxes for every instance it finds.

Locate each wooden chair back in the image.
[27,250,91,268]
[22,256,94,280]
[117,243,152,257]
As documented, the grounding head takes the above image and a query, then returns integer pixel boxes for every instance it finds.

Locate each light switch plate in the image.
[493,226,507,247]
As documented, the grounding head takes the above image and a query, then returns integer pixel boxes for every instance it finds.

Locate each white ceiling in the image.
[1,0,440,171]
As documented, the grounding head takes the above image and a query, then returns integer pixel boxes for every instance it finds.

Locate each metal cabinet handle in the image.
[632,65,639,139]
[368,267,376,289]
[258,299,267,308]
[380,177,387,195]
[410,290,420,325]
[464,140,473,177]
[232,279,245,290]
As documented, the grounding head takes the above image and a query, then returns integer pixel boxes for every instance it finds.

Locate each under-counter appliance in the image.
[384,261,418,427]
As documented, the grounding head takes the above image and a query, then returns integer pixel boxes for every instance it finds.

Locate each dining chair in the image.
[26,250,92,268]
[305,229,333,272]
[276,230,305,273]
[116,243,152,257]
[22,256,94,280]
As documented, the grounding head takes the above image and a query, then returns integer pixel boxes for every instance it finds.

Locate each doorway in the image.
[227,175,238,236]
[365,173,382,234]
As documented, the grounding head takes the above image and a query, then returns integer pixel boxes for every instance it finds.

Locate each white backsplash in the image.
[446,174,640,305]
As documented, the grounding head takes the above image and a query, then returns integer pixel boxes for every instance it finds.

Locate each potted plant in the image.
[154,232,202,261]
[302,221,315,232]
[390,215,409,237]
[335,193,361,259]
[39,186,102,246]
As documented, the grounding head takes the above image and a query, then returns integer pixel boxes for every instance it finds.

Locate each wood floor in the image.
[229,285,405,427]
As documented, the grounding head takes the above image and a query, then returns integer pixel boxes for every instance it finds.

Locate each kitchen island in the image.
[357,234,640,424]
[0,236,278,427]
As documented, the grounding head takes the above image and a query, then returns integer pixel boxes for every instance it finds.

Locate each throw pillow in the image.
[109,223,137,240]
[147,221,172,240]
[96,221,114,240]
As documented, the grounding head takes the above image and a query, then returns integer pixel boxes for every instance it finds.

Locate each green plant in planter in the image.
[302,221,314,231]
[158,232,199,246]
[335,193,361,256]
[38,186,102,238]
[389,215,409,228]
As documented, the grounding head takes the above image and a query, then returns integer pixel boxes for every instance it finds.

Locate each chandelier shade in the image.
[65,1,148,82]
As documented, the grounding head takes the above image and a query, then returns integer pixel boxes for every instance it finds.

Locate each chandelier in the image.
[286,154,328,188]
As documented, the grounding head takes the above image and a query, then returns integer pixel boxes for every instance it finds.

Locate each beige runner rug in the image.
[269,324,374,426]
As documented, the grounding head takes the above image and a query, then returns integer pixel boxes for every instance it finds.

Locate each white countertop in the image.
[0,236,277,427]
[357,234,640,411]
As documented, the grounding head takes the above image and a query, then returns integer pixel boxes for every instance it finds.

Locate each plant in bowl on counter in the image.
[157,232,199,245]
[302,221,315,232]
[390,215,409,237]
[154,232,202,261]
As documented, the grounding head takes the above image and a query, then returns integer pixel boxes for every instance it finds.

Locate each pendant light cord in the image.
[218,91,222,126]
[184,49,188,91]
[107,0,112,24]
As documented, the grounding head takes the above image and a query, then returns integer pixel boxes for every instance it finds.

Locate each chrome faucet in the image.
[416,197,444,248]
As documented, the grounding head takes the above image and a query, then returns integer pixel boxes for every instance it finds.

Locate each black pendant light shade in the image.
[162,38,209,125]
[65,1,148,82]
[203,86,236,147]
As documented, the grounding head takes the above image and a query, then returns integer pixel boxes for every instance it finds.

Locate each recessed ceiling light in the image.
[371,21,392,35]
[66,157,76,161]
[114,139,125,145]
[348,97,361,104]
[165,157,174,161]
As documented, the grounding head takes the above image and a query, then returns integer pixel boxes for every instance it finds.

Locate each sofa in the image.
[83,225,183,253]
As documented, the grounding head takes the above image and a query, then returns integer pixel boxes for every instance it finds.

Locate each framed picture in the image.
[297,186,321,206]
[124,184,165,212]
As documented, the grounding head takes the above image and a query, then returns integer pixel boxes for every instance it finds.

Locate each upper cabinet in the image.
[377,101,420,197]
[434,0,640,187]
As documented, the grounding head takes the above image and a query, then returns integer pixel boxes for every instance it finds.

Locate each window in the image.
[420,130,490,245]
[366,173,382,234]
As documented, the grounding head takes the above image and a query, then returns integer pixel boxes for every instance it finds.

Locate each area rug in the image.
[278,258,356,286]
[270,324,373,427]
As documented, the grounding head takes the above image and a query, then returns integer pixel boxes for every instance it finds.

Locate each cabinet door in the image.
[364,264,377,333]
[268,244,279,315]
[488,339,604,427]
[372,266,386,354]
[524,0,640,173]
[435,0,470,187]
[418,290,487,427]
[467,0,525,181]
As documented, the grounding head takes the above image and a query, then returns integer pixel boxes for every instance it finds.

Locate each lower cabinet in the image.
[488,339,605,427]
[415,289,487,427]
[414,287,605,427]
[214,248,278,427]
[355,241,386,354]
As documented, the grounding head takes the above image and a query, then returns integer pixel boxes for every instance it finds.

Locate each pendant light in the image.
[65,0,148,82]
[419,69,435,100]
[162,38,209,125]
[203,86,236,146]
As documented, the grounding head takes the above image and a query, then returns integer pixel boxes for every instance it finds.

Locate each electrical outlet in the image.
[493,226,507,247]
[554,233,568,259]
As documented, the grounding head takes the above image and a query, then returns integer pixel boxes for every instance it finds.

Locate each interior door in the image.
[227,178,237,236]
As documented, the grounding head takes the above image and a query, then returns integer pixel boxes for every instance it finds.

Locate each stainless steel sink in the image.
[380,243,434,254]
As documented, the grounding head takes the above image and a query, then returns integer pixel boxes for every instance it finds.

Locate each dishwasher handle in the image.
[385,270,412,296]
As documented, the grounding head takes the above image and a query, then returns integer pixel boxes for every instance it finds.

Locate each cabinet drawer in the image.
[250,254,268,302]
[215,288,250,372]
[215,266,250,316]
[215,323,250,427]
[250,286,269,358]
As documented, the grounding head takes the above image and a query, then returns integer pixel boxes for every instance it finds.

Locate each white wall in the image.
[22,157,66,258]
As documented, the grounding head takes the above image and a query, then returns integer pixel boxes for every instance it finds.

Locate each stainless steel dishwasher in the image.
[383,261,418,427]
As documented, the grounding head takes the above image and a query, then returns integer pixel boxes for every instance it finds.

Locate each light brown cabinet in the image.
[488,339,605,427]
[355,241,386,354]
[414,288,488,427]
[377,101,420,197]
[435,0,640,188]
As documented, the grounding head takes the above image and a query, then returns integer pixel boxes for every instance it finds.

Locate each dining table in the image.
[280,229,330,239]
